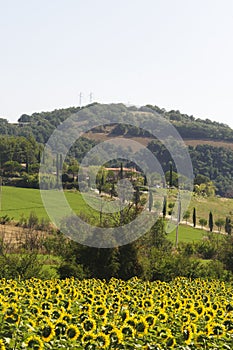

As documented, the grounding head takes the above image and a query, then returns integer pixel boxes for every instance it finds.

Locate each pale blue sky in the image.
[1,0,233,127]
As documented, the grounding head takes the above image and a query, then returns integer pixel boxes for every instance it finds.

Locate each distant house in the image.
[105,167,140,180]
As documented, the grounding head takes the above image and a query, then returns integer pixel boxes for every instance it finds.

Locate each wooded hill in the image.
[0,103,233,197]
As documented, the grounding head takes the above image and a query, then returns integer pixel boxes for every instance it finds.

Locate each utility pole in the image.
[89,92,93,103]
[79,92,83,107]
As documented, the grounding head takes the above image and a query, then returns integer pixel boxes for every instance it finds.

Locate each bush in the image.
[57,261,87,279]
[0,252,43,280]
[195,240,217,259]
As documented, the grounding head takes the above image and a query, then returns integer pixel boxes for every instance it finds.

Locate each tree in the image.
[194,174,210,185]
[162,196,167,219]
[110,183,116,198]
[119,162,123,180]
[148,190,153,212]
[215,218,225,232]
[183,210,190,224]
[192,208,196,227]
[209,212,214,232]
[134,187,140,209]
[199,218,207,229]
[68,159,79,181]
[169,162,173,188]
[225,216,232,235]
[168,202,175,216]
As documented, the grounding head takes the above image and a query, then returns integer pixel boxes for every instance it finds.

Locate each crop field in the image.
[0,277,233,349]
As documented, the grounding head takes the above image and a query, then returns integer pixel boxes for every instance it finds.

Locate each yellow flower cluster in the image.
[0,277,232,349]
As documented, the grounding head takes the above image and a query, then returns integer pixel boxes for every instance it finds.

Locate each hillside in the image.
[0,103,233,197]
[1,102,233,144]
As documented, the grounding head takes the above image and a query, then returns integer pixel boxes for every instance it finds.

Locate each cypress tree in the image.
[225,216,232,235]
[119,163,123,180]
[162,196,167,219]
[193,207,196,227]
[134,186,140,209]
[209,211,213,232]
[149,190,153,212]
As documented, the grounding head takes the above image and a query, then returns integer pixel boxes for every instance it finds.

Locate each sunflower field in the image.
[0,277,233,349]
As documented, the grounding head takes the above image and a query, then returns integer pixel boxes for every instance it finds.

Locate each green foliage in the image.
[2,253,43,279]
[183,210,190,223]
[148,190,153,211]
[57,261,86,279]
[199,218,207,228]
[215,218,225,232]
[0,214,13,225]
[219,235,233,273]
[225,216,232,234]
[1,104,233,197]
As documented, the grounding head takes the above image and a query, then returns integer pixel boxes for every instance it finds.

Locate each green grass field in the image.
[0,186,99,221]
[0,186,230,243]
[167,224,206,243]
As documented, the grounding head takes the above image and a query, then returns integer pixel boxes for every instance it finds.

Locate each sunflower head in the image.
[0,339,6,350]
[25,335,44,350]
[95,332,110,349]
[66,325,80,341]
[41,322,55,342]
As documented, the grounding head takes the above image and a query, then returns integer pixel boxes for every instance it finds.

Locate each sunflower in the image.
[223,316,233,333]
[95,332,110,349]
[157,327,171,341]
[81,333,95,346]
[0,340,6,350]
[182,325,193,345]
[189,309,199,322]
[121,309,130,322]
[157,309,168,323]
[142,298,154,310]
[209,323,226,337]
[195,304,205,317]
[125,316,137,329]
[4,313,20,325]
[120,324,136,338]
[25,335,44,350]
[58,312,72,323]
[194,331,208,344]
[41,321,56,342]
[55,320,68,337]
[66,324,80,341]
[135,316,149,335]
[173,300,182,312]
[166,335,176,348]
[94,304,108,318]
[109,327,123,345]
[82,318,97,333]
[145,313,156,328]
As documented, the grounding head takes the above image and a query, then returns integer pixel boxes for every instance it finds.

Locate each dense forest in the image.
[0,103,233,196]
